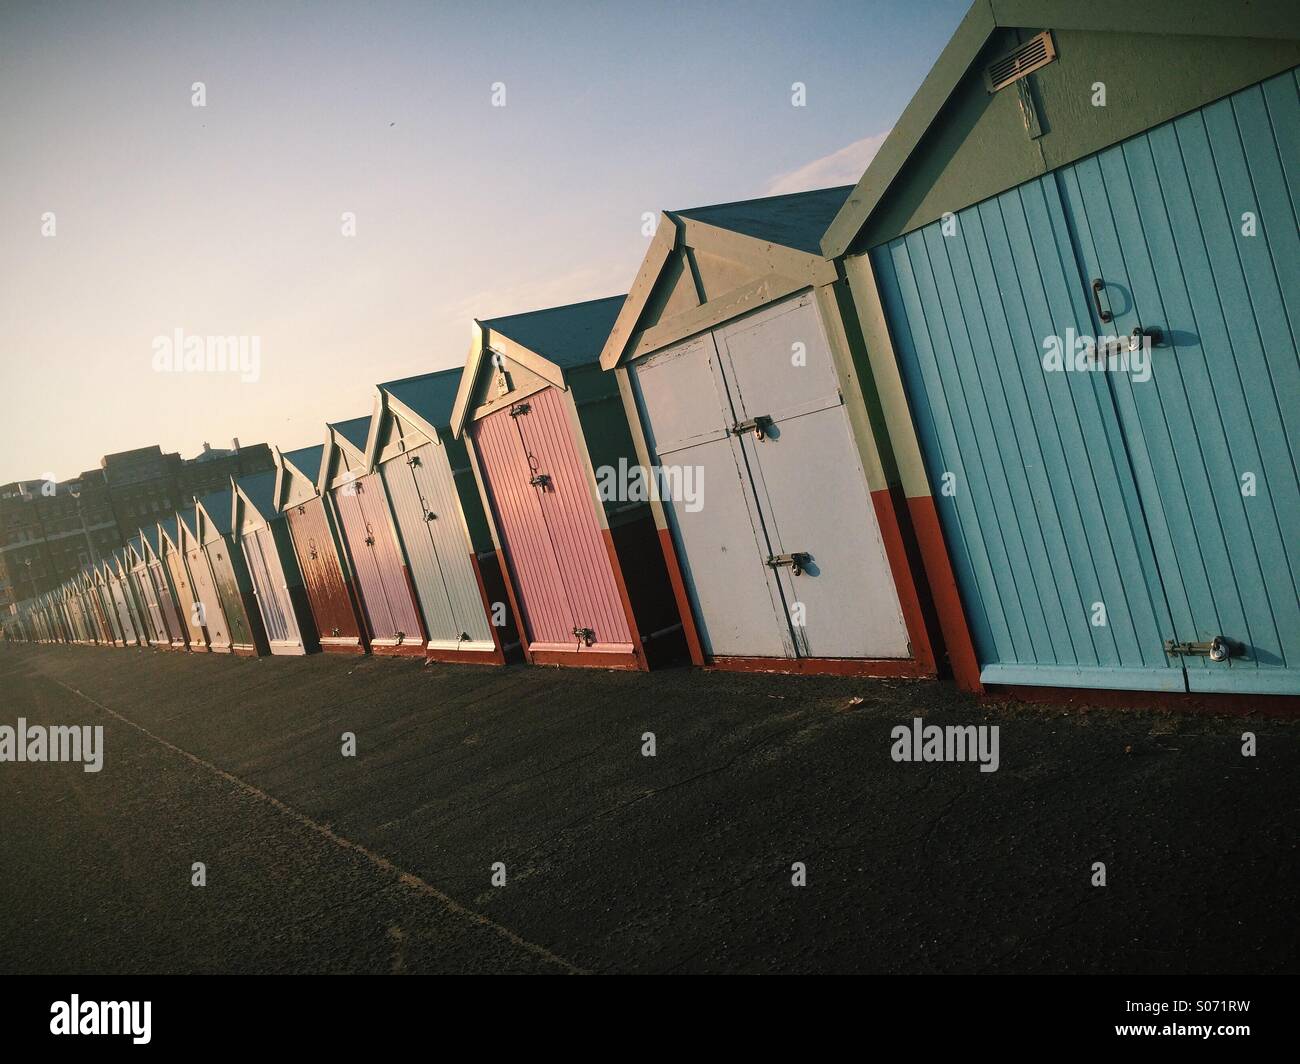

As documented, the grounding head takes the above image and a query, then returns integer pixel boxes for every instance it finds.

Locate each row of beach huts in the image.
[10,3,1300,704]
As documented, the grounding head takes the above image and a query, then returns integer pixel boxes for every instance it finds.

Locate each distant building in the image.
[0,438,274,610]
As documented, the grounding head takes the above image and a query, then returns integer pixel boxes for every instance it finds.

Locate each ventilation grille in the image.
[984,31,1056,93]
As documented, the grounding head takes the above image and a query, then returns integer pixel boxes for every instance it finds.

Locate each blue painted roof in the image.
[674,185,853,255]
[329,415,372,454]
[282,444,324,484]
[483,294,626,369]
[380,368,461,429]
[197,489,234,534]
[236,469,278,521]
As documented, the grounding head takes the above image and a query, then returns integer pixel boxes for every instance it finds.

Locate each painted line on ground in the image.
[53,678,588,975]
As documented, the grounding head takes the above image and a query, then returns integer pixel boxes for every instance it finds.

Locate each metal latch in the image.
[406,454,421,467]
[1164,636,1234,663]
[767,552,811,576]
[573,626,595,647]
[364,534,375,546]
[731,414,774,441]
[509,402,531,418]
[424,510,437,521]
[529,473,551,489]
[1099,325,1165,358]
[395,631,405,645]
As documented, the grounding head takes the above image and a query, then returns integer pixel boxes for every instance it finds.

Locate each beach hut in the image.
[274,444,369,655]
[320,415,426,656]
[104,554,142,647]
[822,1,1300,696]
[178,506,233,653]
[363,370,518,664]
[195,490,270,657]
[92,563,123,646]
[233,471,320,656]
[79,569,112,645]
[126,534,172,647]
[64,582,92,644]
[450,295,686,669]
[142,521,189,649]
[599,190,941,676]
[158,517,207,650]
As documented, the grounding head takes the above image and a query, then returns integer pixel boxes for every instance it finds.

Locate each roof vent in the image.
[984,31,1056,93]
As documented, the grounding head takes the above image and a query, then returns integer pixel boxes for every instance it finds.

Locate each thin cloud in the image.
[765,130,891,196]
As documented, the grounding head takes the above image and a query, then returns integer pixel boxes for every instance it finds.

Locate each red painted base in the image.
[905,494,983,693]
[424,645,506,666]
[526,646,643,670]
[369,642,426,659]
[706,655,933,678]
[868,485,938,676]
[320,640,367,655]
[987,684,1300,718]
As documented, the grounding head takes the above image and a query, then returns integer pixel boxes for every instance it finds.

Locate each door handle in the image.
[1091,278,1113,323]
[529,473,551,489]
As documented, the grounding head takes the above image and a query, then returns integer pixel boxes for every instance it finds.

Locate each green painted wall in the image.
[856,27,1300,249]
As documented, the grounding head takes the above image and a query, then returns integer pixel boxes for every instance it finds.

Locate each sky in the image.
[0,0,970,484]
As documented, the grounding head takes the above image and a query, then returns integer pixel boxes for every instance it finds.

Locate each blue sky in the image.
[0,0,970,483]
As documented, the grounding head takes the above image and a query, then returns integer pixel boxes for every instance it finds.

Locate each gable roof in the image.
[382,369,461,429]
[235,469,279,524]
[821,0,1300,257]
[363,368,462,468]
[598,189,843,369]
[196,489,234,536]
[331,415,372,455]
[157,516,181,554]
[281,444,324,485]
[485,295,626,369]
[677,186,852,255]
[450,294,626,437]
[176,508,199,543]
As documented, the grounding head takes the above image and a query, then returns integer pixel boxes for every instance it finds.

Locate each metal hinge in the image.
[1164,636,1234,663]
[767,552,811,576]
[573,626,595,647]
[731,414,773,441]
[529,473,551,489]
[509,402,531,418]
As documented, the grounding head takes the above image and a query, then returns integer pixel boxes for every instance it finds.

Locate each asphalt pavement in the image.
[0,643,1294,973]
